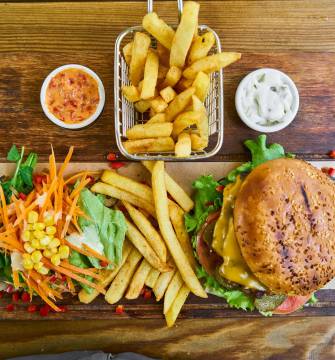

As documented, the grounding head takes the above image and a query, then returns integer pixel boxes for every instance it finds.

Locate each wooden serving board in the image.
[0,0,335,162]
[0,161,334,321]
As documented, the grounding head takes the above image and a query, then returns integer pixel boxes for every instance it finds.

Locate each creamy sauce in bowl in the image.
[235,68,299,133]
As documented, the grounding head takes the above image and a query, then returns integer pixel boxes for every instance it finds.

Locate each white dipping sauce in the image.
[235,68,299,133]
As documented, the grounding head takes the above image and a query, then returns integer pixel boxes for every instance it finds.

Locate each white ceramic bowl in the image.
[40,64,105,130]
[235,68,299,133]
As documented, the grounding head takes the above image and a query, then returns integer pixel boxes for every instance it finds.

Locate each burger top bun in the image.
[234,158,335,296]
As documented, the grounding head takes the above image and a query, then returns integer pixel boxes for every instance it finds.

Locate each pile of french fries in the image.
[121,1,241,157]
[78,161,206,327]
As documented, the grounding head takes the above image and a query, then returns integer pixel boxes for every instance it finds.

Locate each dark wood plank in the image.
[0,1,334,161]
[0,290,334,320]
[0,316,335,359]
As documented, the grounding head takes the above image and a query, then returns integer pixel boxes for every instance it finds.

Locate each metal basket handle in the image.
[147,0,183,20]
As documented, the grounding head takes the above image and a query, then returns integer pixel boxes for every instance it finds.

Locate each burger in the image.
[185,135,335,314]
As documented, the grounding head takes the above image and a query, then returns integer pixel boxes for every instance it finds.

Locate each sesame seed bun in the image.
[234,158,335,295]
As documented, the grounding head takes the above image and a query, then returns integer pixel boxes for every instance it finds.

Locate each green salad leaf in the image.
[197,267,255,311]
[0,253,12,282]
[78,188,127,268]
[1,145,38,203]
[69,250,94,294]
[184,175,222,233]
[223,135,293,184]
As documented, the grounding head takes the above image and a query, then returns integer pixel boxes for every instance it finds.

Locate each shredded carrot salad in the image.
[0,147,104,311]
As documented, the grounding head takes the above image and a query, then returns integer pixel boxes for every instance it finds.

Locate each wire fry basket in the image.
[114,0,224,161]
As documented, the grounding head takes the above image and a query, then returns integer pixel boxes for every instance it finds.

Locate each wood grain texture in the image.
[0,289,335,320]
[0,1,334,161]
[0,317,334,359]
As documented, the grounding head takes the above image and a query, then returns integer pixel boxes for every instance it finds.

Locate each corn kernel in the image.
[43,249,53,258]
[22,230,31,242]
[58,245,70,259]
[44,215,54,227]
[31,238,40,249]
[51,254,61,266]
[33,222,46,231]
[38,266,49,275]
[31,250,42,264]
[50,247,58,254]
[33,230,45,240]
[49,238,60,249]
[33,262,43,271]
[22,253,31,260]
[40,236,51,247]
[23,258,34,270]
[28,211,38,224]
[46,226,56,236]
[24,242,34,254]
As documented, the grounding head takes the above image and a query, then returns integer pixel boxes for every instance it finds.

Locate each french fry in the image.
[175,77,193,93]
[101,170,153,202]
[91,182,156,217]
[125,218,172,273]
[146,113,166,124]
[157,43,170,67]
[162,66,182,88]
[141,50,159,100]
[145,267,160,288]
[188,31,215,64]
[170,1,200,68]
[134,99,151,113]
[126,259,152,299]
[126,123,173,140]
[150,96,168,113]
[123,137,175,154]
[183,52,242,79]
[78,241,132,304]
[190,133,207,151]
[142,12,175,50]
[192,95,209,146]
[163,271,183,314]
[165,87,195,122]
[160,86,177,104]
[165,285,190,327]
[172,111,201,139]
[123,41,133,65]
[151,161,206,298]
[142,161,194,212]
[192,71,210,102]
[157,64,169,81]
[149,108,156,118]
[129,32,151,85]
[105,248,142,304]
[122,85,141,103]
[168,201,197,270]
[153,268,176,301]
[123,201,167,262]
[175,132,192,158]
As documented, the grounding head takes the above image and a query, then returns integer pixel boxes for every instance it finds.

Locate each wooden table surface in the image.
[1,0,335,359]
[0,0,335,162]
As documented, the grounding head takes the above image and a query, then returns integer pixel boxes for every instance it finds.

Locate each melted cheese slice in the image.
[213,176,265,291]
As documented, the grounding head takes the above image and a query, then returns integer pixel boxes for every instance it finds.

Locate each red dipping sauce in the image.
[46,68,100,124]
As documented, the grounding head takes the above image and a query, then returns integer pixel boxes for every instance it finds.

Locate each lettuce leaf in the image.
[222,134,293,184]
[77,188,127,268]
[69,250,94,294]
[184,175,222,233]
[197,266,255,311]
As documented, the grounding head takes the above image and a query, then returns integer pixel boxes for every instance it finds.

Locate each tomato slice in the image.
[272,295,311,314]
[196,211,221,276]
